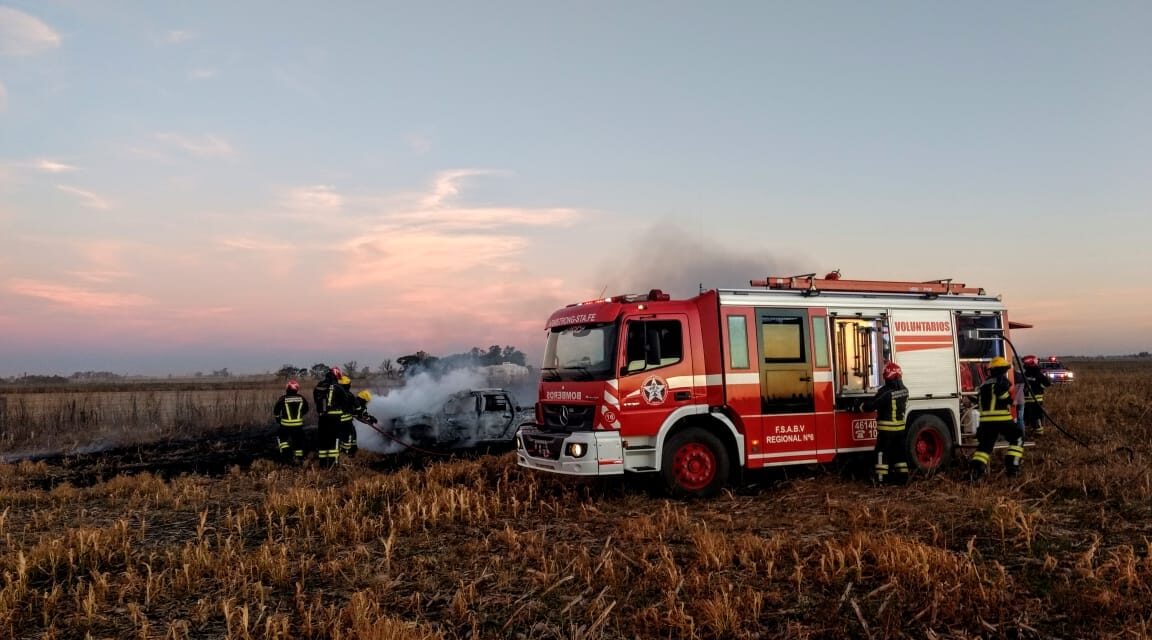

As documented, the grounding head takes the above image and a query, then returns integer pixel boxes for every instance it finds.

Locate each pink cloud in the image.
[8,278,151,311]
[0,8,61,56]
[52,240,136,283]
[56,185,112,210]
[420,169,505,208]
[281,185,342,213]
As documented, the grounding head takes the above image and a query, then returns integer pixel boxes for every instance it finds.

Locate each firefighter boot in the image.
[970,451,990,482]
[873,454,888,487]
[276,438,293,464]
[891,462,910,486]
[1005,445,1024,478]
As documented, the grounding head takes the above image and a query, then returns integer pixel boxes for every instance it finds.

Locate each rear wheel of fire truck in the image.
[905,414,954,475]
[661,428,730,499]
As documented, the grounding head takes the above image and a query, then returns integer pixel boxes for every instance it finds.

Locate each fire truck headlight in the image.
[514,435,523,450]
[566,442,586,458]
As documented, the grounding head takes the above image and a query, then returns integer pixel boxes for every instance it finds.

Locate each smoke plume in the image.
[590,223,803,298]
[355,365,535,454]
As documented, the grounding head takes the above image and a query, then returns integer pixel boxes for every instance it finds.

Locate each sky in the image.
[1,1,1149,377]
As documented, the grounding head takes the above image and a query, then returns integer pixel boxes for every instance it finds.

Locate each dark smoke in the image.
[590,222,804,298]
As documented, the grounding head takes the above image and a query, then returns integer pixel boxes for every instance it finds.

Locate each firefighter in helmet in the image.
[970,356,1023,480]
[1020,355,1053,436]
[861,361,910,485]
[337,374,358,457]
[352,389,378,431]
[313,366,354,468]
[273,380,310,464]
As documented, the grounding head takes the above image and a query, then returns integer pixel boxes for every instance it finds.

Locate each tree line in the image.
[273,345,530,381]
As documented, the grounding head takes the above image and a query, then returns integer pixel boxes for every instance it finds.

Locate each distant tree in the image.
[501,345,527,366]
[483,345,503,366]
[195,372,203,377]
[360,366,371,379]
[276,364,299,380]
[211,368,231,377]
[310,363,330,379]
[342,361,359,377]
[378,359,395,378]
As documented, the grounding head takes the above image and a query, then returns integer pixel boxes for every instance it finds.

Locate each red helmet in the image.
[285,380,300,393]
[329,366,342,379]
[1022,355,1038,367]
[882,361,903,380]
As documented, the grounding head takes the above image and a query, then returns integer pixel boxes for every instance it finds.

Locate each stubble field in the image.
[1,360,1150,639]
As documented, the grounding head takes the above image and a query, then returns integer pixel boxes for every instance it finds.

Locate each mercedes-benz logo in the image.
[559,406,571,426]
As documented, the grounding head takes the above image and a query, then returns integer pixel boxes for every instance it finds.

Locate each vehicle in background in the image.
[1040,356,1075,383]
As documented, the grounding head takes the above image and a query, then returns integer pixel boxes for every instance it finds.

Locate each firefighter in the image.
[273,379,310,464]
[861,361,910,485]
[337,374,358,458]
[349,389,379,452]
[1020,355,1053,436]
[353,390,378,426]
[313,366,353,468]
[1013,364,1027,437]
[970,356,1023,480]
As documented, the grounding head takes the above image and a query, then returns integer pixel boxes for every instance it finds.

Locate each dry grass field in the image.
[1,359,1150,639]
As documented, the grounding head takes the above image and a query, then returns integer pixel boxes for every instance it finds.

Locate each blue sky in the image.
[1,1,1149,376]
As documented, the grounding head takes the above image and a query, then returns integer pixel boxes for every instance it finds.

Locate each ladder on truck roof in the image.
[749,274,987,297]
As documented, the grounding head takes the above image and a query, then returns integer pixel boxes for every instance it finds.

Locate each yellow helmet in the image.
[988,356,1010,370]
[338,375,351,385]
[357,390,372,402]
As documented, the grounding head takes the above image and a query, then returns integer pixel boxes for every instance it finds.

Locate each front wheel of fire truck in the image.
[660,428,730,499]
[905,414,954,475]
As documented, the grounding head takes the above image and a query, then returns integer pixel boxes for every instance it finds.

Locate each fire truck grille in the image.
[541,404,594,432]
[522,433,564,460]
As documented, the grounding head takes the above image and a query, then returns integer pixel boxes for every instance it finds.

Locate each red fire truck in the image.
[515,274,1018,497]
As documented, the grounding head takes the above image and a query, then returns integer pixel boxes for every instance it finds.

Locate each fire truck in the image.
[515,274,1019,497]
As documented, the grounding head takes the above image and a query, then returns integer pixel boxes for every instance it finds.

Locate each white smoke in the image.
[355,367,489,454]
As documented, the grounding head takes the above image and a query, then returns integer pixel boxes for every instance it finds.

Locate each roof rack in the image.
[749,274,986,297]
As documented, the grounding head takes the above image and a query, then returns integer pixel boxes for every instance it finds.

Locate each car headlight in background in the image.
[566,442,587,458]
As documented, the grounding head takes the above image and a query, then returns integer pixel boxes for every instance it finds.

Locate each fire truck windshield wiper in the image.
[562,365,594,380]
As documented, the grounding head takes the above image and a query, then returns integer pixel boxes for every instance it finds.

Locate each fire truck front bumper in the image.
[515,426,624,476]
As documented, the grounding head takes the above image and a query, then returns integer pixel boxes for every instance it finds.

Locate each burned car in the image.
[389,388,533,448]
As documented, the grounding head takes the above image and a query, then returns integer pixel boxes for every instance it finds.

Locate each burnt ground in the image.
[7,424,519,491]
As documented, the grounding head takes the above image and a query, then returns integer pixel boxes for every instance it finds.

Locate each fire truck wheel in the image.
[905,414,954,474]
[661,428,730,498]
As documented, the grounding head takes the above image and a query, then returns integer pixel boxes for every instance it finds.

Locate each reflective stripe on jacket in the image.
[979,374,1014,422]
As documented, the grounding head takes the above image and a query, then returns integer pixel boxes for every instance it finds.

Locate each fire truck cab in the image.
[516,275,1015,497]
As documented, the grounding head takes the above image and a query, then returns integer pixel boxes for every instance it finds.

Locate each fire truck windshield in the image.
[542,322,618,381]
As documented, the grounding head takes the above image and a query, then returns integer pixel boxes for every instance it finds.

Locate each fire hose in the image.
[356,417,452,457]
[998,334,1091,449]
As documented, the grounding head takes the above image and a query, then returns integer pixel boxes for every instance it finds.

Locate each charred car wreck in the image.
[389,388,533,449]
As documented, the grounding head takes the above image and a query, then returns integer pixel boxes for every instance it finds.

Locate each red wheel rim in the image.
[672,442,715,491]
[913,428,944,468]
